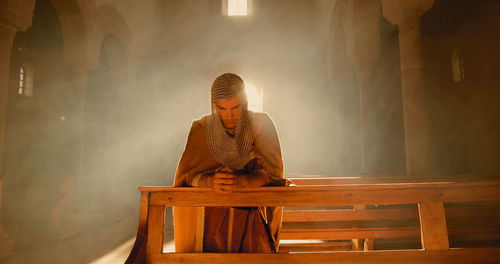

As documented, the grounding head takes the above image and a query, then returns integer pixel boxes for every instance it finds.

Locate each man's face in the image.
[215,96,241,133]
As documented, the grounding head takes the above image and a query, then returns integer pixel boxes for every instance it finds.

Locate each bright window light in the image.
[18,67,24,95]
[244,83,263,112]
[228,0,247,16]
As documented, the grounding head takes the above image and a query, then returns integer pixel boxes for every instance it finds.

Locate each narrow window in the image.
[18,63,34,97]
[451,46,465,83]
[18,67,24,95]
[222,0,248,16]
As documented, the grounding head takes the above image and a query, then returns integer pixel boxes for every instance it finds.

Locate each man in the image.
[173,73,286,253]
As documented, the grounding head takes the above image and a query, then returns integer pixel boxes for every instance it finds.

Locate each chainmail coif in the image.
[206,73,254,169]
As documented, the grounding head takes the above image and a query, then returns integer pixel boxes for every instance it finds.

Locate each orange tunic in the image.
[173,112,285,253]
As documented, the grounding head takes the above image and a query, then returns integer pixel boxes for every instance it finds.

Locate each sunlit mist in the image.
[2,0,500,263]
[245,83,263,112]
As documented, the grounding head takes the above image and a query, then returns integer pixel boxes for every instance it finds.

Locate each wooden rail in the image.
[280,177,500,251]
[126,180,500,263]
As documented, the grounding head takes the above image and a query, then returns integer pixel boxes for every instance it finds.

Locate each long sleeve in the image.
[252,113,284,185]
[174,118,218,187]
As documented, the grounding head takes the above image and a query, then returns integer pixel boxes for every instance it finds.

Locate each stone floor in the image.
[0,212,174,264]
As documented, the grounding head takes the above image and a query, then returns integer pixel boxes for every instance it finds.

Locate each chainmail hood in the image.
[206,73,254,169]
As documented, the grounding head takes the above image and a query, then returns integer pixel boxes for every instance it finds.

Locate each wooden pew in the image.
[281,176,500,251]
[126,180,500,264]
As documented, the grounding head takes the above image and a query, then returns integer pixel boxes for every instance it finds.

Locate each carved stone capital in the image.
[0,24,17,47]
[339,0,381,65]
[0,0,36,32]
[381,0,434,33]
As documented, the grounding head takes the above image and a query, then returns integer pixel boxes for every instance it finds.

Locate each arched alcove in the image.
[49,0,90,67]
[88,4,133,70]
[4,0,78,245]
[5,0,66,176]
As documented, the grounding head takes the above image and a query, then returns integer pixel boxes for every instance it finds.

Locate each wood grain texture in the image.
[147,248,500,264]
[279,241,352,252]
[352,239,363,251]
[364,238,374,251]
[419,201,449,250]
[286,175,500,185]
[146,205,165,259]
[283,208,418,222]
[129,179,500,262]
[280,227,420,240]
[125,192,149,264]
[142,181,500,207]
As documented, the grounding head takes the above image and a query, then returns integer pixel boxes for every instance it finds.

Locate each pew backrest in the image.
[126,180,500,264]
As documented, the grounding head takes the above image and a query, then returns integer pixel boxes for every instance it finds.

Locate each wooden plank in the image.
[280,226,500,243]
[448,227,500,237]
[146,205,165,259]
[143,181,500,207]
[419,201,449,250]
[364,238,374,251]
[354,204,366,210]
[283,208,418,222]
[148,247,500,264]
[227,207,234,252]
[286,175,500,185]
[125,192,149,264]
[445,202,500,220]
[352,239,363,251]
[282,220,419,230]
[279,241,352,252]
[280,227,420,240]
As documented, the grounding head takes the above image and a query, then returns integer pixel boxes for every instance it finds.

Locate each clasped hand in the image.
[208,166,238,194]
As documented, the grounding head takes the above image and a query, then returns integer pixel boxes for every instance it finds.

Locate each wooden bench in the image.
[126,179,500,263]
[281,176,500,251]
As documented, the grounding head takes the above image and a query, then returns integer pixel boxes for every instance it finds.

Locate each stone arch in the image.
[89,5,132,70]
[48,0,94,67]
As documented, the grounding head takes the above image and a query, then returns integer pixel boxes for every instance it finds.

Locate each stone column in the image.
[0,0,36,176]
[381,0,434,174]
[0,21,19,260]
[68,64,89,176]
[0,179,13,257]
[0,24,17,257]
[353,61,378,173]
[341,0,381,173]
[0,0,35,253]
[0,24,17,178]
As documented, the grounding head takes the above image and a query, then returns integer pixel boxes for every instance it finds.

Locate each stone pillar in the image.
[353,61,378,173]
[68,64,89,176]
[341,0,381,173]
[0,24,17,179]
[381,0,434,174]
[0,1,35,176]
[0,179,13,257]
[0,22,19,258]
[0,0,33,253]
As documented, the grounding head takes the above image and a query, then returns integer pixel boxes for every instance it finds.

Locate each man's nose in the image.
[222,110,231,119]
[230,110,237,119]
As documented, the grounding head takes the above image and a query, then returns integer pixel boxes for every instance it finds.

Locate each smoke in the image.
[4,0,500,262]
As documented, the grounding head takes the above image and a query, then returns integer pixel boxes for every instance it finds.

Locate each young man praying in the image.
[173,73,285,253]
